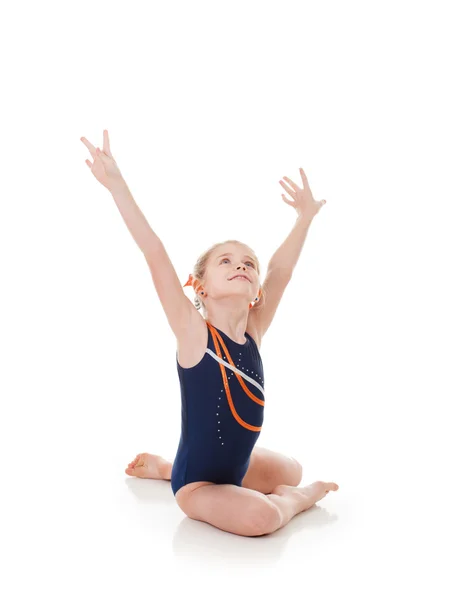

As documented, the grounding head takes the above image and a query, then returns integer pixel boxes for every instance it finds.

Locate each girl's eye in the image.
[221,258,254,267]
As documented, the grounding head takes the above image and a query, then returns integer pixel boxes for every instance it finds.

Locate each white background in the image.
[1,0,470,597]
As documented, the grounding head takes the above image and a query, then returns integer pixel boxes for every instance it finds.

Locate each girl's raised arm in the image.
[81,130,159,258]
[80,130,196,341]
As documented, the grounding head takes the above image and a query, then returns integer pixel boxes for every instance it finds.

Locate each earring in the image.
[195,290,205,310]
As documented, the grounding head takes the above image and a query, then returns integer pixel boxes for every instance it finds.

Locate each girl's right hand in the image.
[81,129,124,192]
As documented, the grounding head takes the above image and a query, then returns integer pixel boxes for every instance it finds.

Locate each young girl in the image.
[81,129,338,537]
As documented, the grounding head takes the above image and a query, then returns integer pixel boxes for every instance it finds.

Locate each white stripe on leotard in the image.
[205,348,265,395]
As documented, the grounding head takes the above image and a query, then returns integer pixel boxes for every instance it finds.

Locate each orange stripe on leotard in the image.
[207,322,264,432]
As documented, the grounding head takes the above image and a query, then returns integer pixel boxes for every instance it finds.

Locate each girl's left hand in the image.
[279,168,326,219]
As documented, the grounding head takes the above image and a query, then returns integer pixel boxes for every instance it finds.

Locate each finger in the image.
[85,159,92,169]
[97,146,112,164]
[299,167,310,187]
[103,129,111,156]
[282,194,295,206]
[80,136,97,158]
[279,179,296,199]
[283,175,301,191]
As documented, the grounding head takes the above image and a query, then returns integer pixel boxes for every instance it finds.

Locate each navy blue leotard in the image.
[171,320,265,496]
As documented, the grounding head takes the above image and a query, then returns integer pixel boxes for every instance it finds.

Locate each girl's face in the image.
[203,244,259,300]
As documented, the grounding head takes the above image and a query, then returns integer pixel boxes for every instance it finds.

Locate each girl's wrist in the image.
[108,177,128,195]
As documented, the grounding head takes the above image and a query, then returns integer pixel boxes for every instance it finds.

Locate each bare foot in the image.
[272,480,339,511]
[125,453,172,480]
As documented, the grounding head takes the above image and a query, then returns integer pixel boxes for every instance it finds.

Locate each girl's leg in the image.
[177,480,338,537]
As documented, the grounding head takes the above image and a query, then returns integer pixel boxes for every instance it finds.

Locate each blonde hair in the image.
[189,239,265,317]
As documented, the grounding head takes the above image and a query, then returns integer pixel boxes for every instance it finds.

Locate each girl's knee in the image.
[290,457,303,486]
[247,497,282,536]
